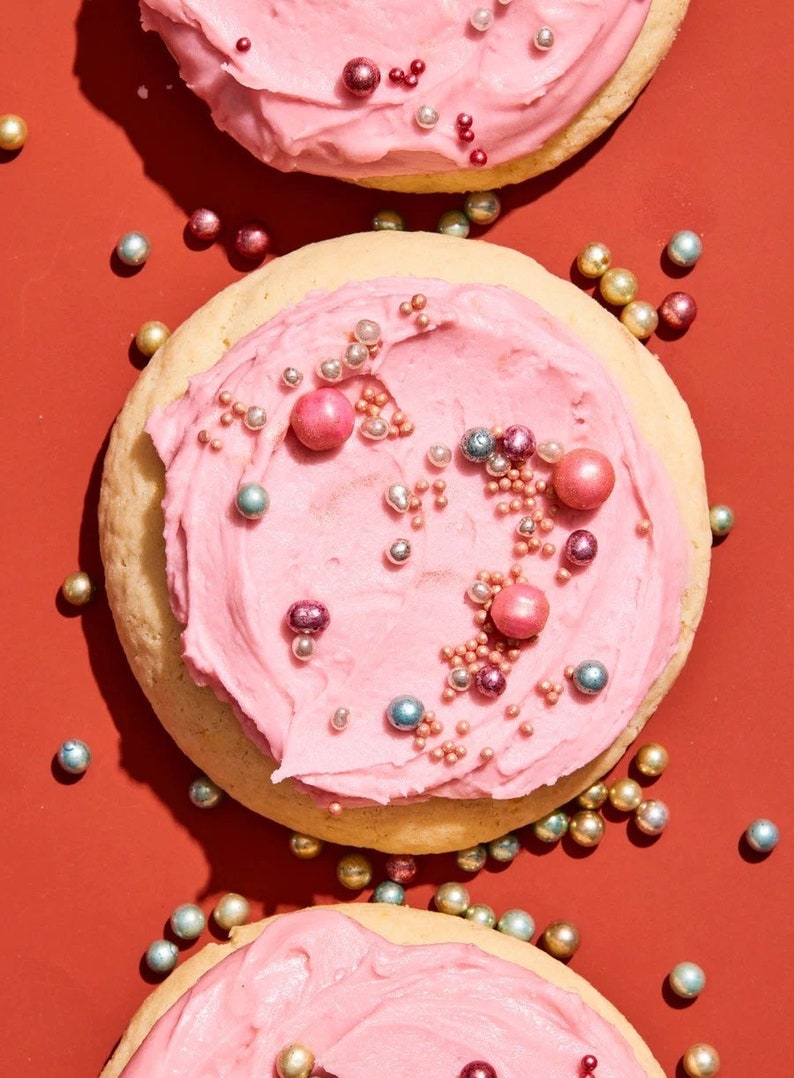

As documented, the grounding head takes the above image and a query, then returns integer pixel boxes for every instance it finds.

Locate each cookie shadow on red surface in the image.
[75,427,334,913]
[72,0,632,253]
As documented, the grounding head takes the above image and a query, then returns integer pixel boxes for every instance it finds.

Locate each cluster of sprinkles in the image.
[576,229,703,338]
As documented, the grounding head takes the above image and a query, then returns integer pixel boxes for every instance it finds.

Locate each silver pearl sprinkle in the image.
[354,319,381,346]
[145,939,178,974]
[243,405,267,430]
[282,367,303,387]
[465,903,496,927]
[331,707,350,732]
[447,667,472,692]
[361,416,390,440]
[169,903,206,940]
[387,538,412,565]
[537,439,564,463]
[534,25,555,50]
[415,104,439,129]
[188,775,223,808]
[317,358,342,383]
[344,342,369,369]
[386,483,411,513]
[516,516,536,537]
[292,634,314,661]
[427,443,452,468]
[56,739,91,775]
[485,451,511,477]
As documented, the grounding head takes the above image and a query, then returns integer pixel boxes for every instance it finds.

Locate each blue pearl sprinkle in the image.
[116,230,151,267]
[145,939,178,974]
[169,903,206,941]
[234,483,269,519]
[460,427,496,463]
[666,229,702,268]
[497,908,535,942]
[745,818,780,853]
[572,660,609,695]
[487,833,521,863]
[385,694,425,731]
[371,880,406,905]
[56,739,91,775]
[669,961,706,999]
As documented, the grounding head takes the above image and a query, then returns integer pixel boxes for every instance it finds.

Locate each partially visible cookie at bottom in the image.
[99,231,710,853]
[102,904,664,1076]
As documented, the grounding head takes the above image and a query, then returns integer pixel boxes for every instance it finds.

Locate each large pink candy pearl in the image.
[553,448,615,511]
[489,582,549,639]
[342,57,381,97]
[290,388,355,451]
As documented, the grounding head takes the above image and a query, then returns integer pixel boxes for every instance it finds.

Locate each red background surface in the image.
[3,2,793,1075]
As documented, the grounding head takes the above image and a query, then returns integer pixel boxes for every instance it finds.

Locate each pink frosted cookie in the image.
[139,0,690,191]
[99,232,709,853]
[102,905,665,1077]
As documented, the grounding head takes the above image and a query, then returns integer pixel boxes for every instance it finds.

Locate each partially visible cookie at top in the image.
[139,0,690,192]
[99,231,710,853]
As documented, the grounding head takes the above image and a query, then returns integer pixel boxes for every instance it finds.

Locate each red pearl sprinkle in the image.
[342,57,381,97]
[457,113,474,129]
[385,854,417,885]
[459,1064,496,1078]
[582,1055,598,1074]
[459,128,475,143]
[403,72,418,88]
[658,290,698,330]
[389,67,405,83]
[233,221,270,260]
[410,58,426,75]
[235,37,251,52]
[470,148,488,166]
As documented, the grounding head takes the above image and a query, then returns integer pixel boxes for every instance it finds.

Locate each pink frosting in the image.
[146,277,688,808]
[138,0,652,179]
[121,909,649,1075]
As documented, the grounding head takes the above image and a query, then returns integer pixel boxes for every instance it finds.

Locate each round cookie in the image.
[102,904,665,1076]
[99,231,710,853]
[139,0,690,192]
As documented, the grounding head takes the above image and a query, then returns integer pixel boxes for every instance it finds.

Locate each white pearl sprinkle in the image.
[471,7,494,31]
[331,707,350,731]
[361,416,390,440]
[385,483,411,513]
[292,634,314,661]
[415,104,439,130]
[282,366,303,387]
[344,342,369,369]
[354,319,381,346]
[427,443,452,468]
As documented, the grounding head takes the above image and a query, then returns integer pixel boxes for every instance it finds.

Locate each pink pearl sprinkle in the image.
[480,747,494,762]
[553,448,615,510]
[457,113,473,129]
[459,128,475,143]
[236,37,251,52]
[386,854,417,884]
[403,72,418,88]
[489,582,549,639]
[234,221,270,261]
[187,207,222,242]
[328,802,342,816]
[290,388,355,452]
[410,58,426,75]
[389,67,405,83]
[470,148,487,166]
[342,57,381,97]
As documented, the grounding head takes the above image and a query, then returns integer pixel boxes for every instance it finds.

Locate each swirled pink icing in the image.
[121,909,649,1076]
[147,276,688,808]
[138,0,652,179]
